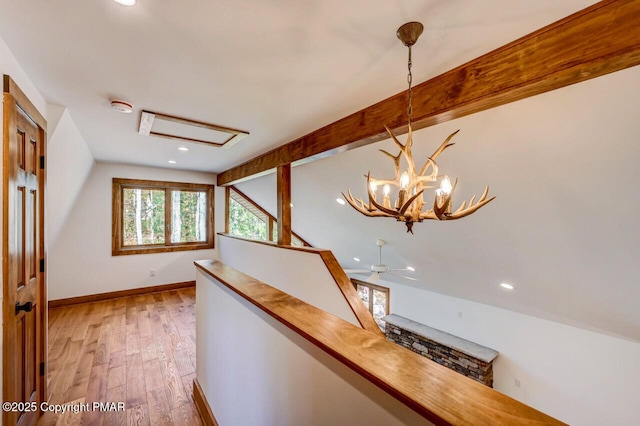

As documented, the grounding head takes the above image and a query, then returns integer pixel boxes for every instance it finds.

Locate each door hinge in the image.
[40,155,45,170]
[40,258,45,273]
[40,362,45,377]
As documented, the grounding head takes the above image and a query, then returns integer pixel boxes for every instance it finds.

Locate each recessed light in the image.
[168,160,176,164]
[178,147,189,152]
[500,283,514,290]
[353,257,360,262]
[113,0,136,6]
[336,198,346,205]
[406,266,415,271]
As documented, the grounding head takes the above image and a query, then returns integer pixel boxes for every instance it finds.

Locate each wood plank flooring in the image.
[46,287,201,425]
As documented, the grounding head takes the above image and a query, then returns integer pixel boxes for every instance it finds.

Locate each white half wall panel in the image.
[219,235,360,327]
[196,269,433,426]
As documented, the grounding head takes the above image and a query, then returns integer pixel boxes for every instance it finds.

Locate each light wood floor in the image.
[46,287,201,425]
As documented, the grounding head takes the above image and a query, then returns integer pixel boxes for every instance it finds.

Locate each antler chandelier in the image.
[342,22,495,233]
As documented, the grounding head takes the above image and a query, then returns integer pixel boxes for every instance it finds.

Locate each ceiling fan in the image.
[343,239,417,283]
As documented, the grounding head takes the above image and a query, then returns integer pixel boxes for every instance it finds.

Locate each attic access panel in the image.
[139,110,249,148]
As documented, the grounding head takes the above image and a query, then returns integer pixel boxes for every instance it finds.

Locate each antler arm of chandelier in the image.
[417,129,458,180]
[427,178,495,220]
[341,126,495,232]
[341,188,395,217]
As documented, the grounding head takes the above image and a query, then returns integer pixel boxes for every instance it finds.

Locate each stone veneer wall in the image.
[384,315,498,387]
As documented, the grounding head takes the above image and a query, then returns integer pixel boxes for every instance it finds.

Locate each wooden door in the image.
[3,76,47,426]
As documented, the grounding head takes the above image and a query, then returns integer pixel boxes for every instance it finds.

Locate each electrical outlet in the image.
[150,269,156,277]
[515,378,521,388]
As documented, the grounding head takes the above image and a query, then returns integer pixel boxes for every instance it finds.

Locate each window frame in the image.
[351,278,390,330]
[225,186,311,247]
[112,178,214,256]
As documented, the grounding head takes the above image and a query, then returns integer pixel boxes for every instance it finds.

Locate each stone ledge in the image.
[383,314,498,363]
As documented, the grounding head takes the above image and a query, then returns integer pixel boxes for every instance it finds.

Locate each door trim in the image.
[2,74,47,424]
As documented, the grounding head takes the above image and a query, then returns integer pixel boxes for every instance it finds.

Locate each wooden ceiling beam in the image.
[217,0,640,186]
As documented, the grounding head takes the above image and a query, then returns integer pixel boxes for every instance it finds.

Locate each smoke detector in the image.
[110,99,133,113]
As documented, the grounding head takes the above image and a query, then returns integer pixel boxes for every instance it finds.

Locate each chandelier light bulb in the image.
[369,181,378,192]
[400,172,410,189]
[383,184,391,196]
[440,175,453,195]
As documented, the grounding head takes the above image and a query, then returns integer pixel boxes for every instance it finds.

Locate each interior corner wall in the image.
[378,279,640,426]
[0,33,49,408]
[48,162,223,300]
[46,106,95,247]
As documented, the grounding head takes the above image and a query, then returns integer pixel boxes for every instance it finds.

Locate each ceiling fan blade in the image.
[367,272,382,283]
[388,272,418,281]
[343,268,370,274]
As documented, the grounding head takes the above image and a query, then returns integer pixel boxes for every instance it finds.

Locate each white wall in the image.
[378,278,640,426]
[46,106,95,246]
[0,33,49,407]
[219,235,360,327]
[48,162,223,300]
[196,270,433,426]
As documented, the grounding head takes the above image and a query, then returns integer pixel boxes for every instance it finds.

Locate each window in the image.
[226,186,309,247]
[352,279,390,331]
[112,178,214,255]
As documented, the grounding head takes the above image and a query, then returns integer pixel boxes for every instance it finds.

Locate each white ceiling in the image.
[5,1,636,342]
[0,0,597,172]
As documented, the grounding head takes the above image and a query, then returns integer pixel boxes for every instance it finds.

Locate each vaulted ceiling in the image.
[0,0,597,172]
[3,1,638,342]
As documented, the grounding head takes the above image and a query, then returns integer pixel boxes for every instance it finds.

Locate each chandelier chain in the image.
[407,45,413,127]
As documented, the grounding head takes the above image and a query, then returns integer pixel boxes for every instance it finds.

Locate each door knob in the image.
[15,301,33,314]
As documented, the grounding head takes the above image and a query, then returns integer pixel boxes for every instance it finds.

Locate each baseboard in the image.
[193,378,218,426]
[48,281,195,309]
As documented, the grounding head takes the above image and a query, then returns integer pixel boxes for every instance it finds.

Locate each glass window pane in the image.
[357,284,369,307]
[228,198,267,240]
[170,190,208,243]
[291,235,303,247]
[372,289,388,331]
[372,289,387,320]
[123,188,165,246]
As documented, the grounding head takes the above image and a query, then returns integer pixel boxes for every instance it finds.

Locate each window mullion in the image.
[369,285,374,314]
[165,188,172,246]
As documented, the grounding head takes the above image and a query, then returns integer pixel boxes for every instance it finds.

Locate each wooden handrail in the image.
[218,233,383,336]
[195,259,566,425]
